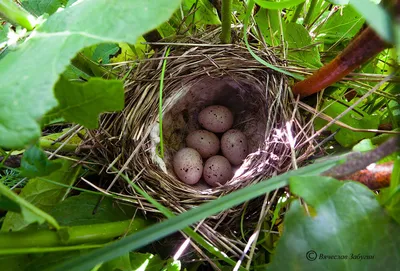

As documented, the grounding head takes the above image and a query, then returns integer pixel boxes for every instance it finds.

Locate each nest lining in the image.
[85,44,315,254]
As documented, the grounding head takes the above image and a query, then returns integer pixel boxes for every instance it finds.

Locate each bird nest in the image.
[84,43,315,255]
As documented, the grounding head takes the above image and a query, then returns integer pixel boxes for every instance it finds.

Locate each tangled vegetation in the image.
[0,0,399,270]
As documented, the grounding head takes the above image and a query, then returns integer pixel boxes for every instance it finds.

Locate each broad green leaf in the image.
[0,181,59,230]
[314,100,380,147]
[130,253,181,271]
[350,0,393,43]
[254,8,282,47]
[326,0,349,4]
[244,1,303,79]
[255,0,306,9]
[0,194,21,212]
[318,6,365,44]
[0,255,31,271]
[0,0,181,149]
[47,193,139,226]
[99,254,132,271]
[379,156,400,224]
[21,0,68,16]
[92,43,120,64]
[53,158,342,271]
[181,0,220,25]
[284,23,322,68]
[1,160,81,231]
[268,176,400,270]
[52,77,124,129]
[2,250,87,271]
[352,138,375,152]
[20,145,61,177]
[62,64,91,81]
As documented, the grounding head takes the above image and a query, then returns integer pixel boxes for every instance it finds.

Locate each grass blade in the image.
[53,157,342,271]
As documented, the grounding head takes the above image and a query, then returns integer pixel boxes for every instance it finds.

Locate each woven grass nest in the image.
[86,40,314,255]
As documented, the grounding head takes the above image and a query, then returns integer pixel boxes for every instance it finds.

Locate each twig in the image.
[322,136,400,178]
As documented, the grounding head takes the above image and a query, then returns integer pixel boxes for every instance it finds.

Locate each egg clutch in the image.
[173,105,248,187]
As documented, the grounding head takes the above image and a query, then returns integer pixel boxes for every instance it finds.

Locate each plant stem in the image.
[303,0,317,27]
[0,220,146,250]
[0,182,60,230]
[220,0,232,44]
[290,2,305,23]
[0,0,36,30]
[0,244,103,255]
[292,27,389,97]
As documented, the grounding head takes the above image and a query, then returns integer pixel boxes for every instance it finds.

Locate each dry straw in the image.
[84,38,315,255]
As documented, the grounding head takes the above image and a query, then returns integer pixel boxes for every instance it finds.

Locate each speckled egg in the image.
[198,105,234,133]
[173,148,203,185]
[221,129,248,166]
[203,155,233,187]
[186,130,220,159]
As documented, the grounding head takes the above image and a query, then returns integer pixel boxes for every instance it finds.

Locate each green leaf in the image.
[0,255,31,271]
[255,0,306,9]
[47,193,139,226]
[20,145,61,177]
[314,100,380,147]
[0,181,60,230]
[92,43,120,64]
[2,251,87,271]
[99,253,132,271]
[62,64,91,81]
[268,176,400,270]
[284,23,322,68]
[326,0,349,4]
[0,0,181,149]
[254,8,281,47]
[0,194,21,213]
[352,138,375,152]
[21,0,68,16]
[318,6,365,44]
[52,77,124,129]
[53,158,342,271]
[130,253,180,271]
[1,160,81,231]
[349,0,393,43]
[379,155,400,224]
[182,0,220,25]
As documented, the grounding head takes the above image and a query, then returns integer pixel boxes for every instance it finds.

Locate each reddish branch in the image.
[292,26,389,97]
[338,162,393,190]
[292,0,399,97]
[322,136,399,189]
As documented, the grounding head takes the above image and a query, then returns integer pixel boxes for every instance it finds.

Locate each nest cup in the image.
[87,44,313,254]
